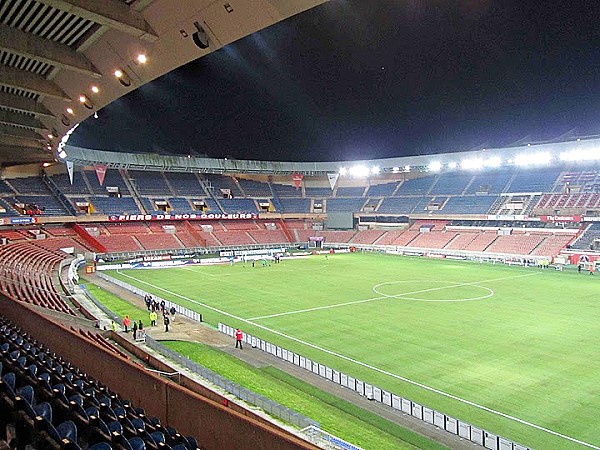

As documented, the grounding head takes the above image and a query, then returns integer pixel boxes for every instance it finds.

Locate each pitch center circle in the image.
[372,280,493,302]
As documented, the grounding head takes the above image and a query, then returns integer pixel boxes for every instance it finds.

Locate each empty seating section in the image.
[0,198,18,216]
[0,180,14,194]
[464,232,498,251]
[50,172,91,195]
[278,198,310,213]
[85,170,130,195]
[247,229,287,244]
[430,174,472,195]
[411,196,437,213]
[485,233,545,255]
[374,230,406,245]
[0,242,75,315]
[0,317,201,450]
[366,182,398,197]
[571,222,600,250]
[7,177,48,194]
[221,221,260,230]
[167,198,194,213]
[141,198,155,213]
[91,197,140,215]
[466,172,513,194]
[16,195,69,216]
[95,235,142,252]
[326,198,365,212]
[409,231,457,249]
[271,183,301,197]
[560,170,600,192]
[164,172,206,196]
[219,198,257,213]
[104,223,150,235]
[443,232,479,250]
[437,196,497,214]
[204,175,242,197]
[127,170,171,196]
[336,187,365,197]
[378,197,421,214]
[532,234,574,256]
[175,232,202,248]
[304,187,331,197]
[535,193,600,210]
[395,177,435,195]
[136,234,182,250]
[507,168,562,192]
[212,230,254,246]
[44,226,76,237]
[236,179,272,197]
[350,229,385,244]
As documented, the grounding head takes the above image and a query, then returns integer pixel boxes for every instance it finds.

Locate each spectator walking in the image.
[111,320,117,332]
[123,315,131,333]
[132,321,138,340]
[149,311,157,326]
[235,328,244,349]
[164,314,170,332]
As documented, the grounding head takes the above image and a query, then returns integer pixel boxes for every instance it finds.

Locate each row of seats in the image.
[0,243,75,316]
[0,318,200,450]
[4,168,599,216]
[0,220,579,258]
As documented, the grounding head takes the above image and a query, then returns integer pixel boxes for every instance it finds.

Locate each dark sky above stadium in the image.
[71,0,600,162]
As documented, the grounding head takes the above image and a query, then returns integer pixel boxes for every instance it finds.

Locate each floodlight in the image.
[485,156,502,168]
[447,161,458,169]
[514,152,551,166]
[560,149,600,162]
[461,158,483,170]
[428,161,441,172]
[58,150,67,159]
[91,85,99,93]
[137,54,147,64]
[66,108,74,115]
[371,166,380,174]
[404,165,410,172]
[339,167,348,176]
[392,166,400,173]
[114,69,132,87]
[350,165,370,177]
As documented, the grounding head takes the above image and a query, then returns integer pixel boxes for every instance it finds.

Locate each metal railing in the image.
[144,336,318,430]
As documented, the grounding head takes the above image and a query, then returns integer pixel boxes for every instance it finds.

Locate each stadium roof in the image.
[0,0,327,166]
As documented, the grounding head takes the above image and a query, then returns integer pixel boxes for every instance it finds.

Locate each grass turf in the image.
[163,340,444,450]
[106,252,600,449]
[82,278,444,449]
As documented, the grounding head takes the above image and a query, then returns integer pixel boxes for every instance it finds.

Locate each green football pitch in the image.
[107,252,600,449]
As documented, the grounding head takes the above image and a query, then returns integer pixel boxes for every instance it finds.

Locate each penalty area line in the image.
[112,271,597,450]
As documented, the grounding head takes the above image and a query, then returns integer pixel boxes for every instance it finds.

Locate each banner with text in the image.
[108,213,259,222]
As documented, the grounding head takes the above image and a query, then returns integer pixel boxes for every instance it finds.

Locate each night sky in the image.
[71,0,600,162]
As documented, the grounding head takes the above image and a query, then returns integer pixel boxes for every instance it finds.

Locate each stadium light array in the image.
[560,149,600,162]
[371,166,380,174]
[514,152,551,166]
[349,165,370,177]
[447,161,458,169]
[461,158,483,170]
[404,165,410,172]
[392,166,400,173]
[428,161,442,172]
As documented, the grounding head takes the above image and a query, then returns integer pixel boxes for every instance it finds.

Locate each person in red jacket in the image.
[123,315,131,333]
[235,328,243,349]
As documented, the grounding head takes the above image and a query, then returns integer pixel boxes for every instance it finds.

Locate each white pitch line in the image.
[113,270,599,450]
[248,272,539,320]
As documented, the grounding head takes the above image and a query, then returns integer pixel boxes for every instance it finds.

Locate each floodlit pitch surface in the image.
[108,253,600,449]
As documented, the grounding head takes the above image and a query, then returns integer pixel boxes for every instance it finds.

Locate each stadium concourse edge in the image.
[87,274,479,450]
